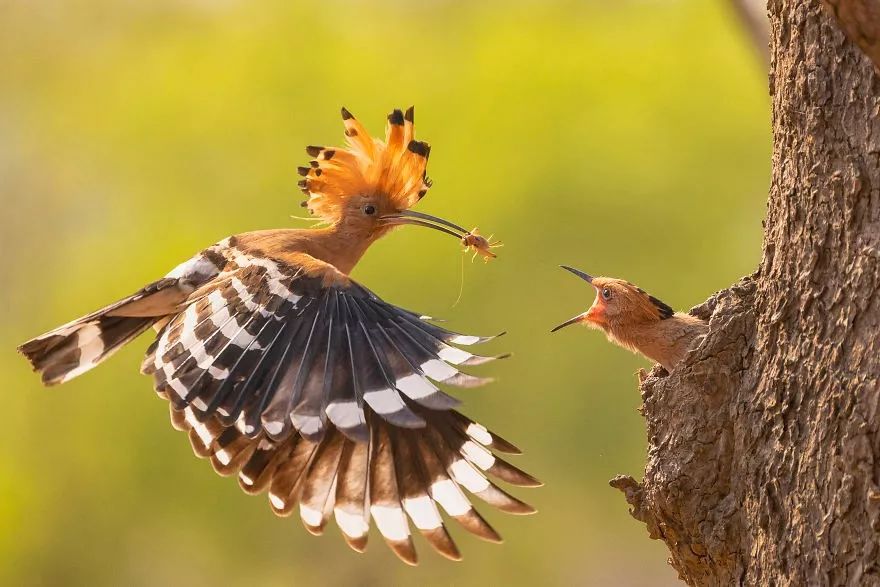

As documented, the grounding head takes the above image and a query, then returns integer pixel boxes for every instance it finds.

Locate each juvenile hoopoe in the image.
[18,107,538,565]
[551,266,708,371]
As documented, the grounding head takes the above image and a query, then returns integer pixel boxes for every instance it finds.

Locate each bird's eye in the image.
[601,287,613,301]
[363,204,377,216]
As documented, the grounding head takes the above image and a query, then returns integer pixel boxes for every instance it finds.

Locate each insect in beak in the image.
[379,209,470,240]
[380,210,501,262]
[550,265,600,333]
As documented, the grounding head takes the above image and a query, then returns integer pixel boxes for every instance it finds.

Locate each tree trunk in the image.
[822,0,880,71]
[611,1,880,585]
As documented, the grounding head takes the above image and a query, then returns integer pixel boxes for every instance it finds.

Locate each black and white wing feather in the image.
[20,237,538,565]
[143,246,538,563]
[143,250,506,443]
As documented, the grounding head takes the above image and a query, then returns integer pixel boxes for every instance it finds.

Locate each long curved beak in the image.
[550,312,589,333]
[379,210,469,241]
[551,265,598,333]
[560,265,595,285]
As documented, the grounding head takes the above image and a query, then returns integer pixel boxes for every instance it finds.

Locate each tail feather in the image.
[19,315,156,386]
[18,278,190,385]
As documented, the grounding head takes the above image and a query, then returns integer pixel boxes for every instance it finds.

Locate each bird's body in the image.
[552,266,708,371]
[18,108,538,565]
[598,311,708,371]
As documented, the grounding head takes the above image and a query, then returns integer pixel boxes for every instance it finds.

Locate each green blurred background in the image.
[1,1,769,585]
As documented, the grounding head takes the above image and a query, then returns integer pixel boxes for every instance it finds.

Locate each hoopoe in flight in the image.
[551,266,708,371]
[18,107,539,565]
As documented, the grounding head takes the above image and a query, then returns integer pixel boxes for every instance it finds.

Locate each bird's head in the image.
[551,266,675,334]
[298,107,474,245]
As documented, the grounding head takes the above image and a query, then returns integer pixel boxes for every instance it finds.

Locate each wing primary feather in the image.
[383,318,470,386]
[333,438,371,552]
[420,426,502,543]
[448,411,523,455]
[396,428,461,561]
[372,321,462,410]
[393,316,504,373]
[261,294,326,440]
[210,426,258,477]
[348,298,424,428]
[293,290,337,441]
[438,412,541,488]
[267,438,320,516]
[239,438,297,495]
[369,423,417,565]
[368,303,495,388]
[242,299,317,438]
[298,430,345,535]
[325,294,368,442]
[429,414,538,512]
[386,305,500,346]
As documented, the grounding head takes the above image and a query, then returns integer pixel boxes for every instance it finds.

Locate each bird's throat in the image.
[300,223,384,275]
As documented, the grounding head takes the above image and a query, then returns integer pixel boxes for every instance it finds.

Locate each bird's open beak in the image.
[550,312,589,333]
[551,265,600,333]
[559,265,595,285]
[379,209,469,241]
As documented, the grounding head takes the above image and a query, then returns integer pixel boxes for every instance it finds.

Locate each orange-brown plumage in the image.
[301,107,432,225]
[243,108,459,287]
[552,266,708,371]
[17,107,534,566]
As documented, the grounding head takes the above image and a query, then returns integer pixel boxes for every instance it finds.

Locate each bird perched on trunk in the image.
[551,266,708,371]
[18,107,539,565]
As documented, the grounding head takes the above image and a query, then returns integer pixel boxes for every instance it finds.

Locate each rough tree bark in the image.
[822,0,880,71]
[610,1,880,585]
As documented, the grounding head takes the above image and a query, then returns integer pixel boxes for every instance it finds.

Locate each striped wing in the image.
[171,402,538,563]
[142,256,503,442]
[141,250,538,562]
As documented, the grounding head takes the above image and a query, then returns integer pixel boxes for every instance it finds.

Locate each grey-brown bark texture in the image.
[822,0,880,71]
[611,2,880,585]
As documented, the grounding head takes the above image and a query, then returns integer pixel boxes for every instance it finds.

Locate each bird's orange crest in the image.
[297,107,432,223]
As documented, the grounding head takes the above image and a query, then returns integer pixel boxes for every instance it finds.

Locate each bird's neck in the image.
[235,223,383,276]
[606,313,708,371]
[299,223,381,274]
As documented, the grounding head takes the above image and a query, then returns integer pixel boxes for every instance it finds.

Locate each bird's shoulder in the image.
[169,229,351,294]
[230,229,351,288]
